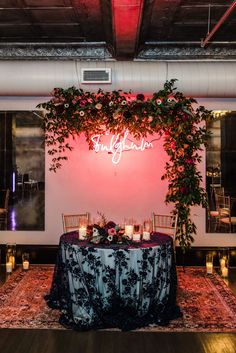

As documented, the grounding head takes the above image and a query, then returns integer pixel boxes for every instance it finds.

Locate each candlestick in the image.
[142,231,150,241]
[6,262,13,273]
[79,226,87,240]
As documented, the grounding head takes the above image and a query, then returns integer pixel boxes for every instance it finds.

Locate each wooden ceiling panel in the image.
[30,8,77,23]
[23,0,68,6]
[39,24,83,39]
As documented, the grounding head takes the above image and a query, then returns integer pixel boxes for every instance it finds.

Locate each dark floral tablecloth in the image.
[45,232,181,331]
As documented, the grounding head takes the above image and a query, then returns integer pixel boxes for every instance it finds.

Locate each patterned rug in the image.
[0,266,236,331]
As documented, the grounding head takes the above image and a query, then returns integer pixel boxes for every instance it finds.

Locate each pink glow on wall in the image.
[49,133,173,229]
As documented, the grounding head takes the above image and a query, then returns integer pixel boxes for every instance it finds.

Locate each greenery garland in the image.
[37,79,211,251]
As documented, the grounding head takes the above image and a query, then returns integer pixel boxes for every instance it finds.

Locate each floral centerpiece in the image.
[87,221,130,245]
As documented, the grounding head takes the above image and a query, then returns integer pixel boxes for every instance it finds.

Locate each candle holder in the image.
[6,252,13,274]
[206,253,213,274]
[124,218,134,240]
[219,252,229,278]
[22,252,30,271]
[143,219,152,241]
[6,243,16,271]
[133,224,141,242]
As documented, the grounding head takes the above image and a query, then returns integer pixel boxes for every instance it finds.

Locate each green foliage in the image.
[37,79,212,251]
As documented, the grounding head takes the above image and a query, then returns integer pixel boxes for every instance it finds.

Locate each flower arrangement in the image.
[87,221,129,245]
[37,79,212,251]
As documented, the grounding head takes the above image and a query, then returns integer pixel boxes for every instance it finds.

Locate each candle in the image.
[220,258,226,268]
[79,226,87,240]
[133,233,141,242]
[6,262,13,273]
[125,225,133,238]
[9,255,15,270]
[23,260,29,271]
[142,231,150,241]
[206,262,213,274]
[222,266,228,278]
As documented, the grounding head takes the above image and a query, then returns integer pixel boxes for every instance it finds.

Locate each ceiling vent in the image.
[81,68,111,84]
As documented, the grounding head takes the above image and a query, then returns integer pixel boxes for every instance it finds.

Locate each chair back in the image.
[215,194,230,217]
[213,186,224,197]
[152,213,178,240]
[62,213,89,233]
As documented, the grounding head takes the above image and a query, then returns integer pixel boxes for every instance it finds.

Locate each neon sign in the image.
[91,130,154,164]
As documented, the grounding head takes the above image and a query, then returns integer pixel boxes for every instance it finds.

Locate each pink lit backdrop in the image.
[48,133,173,229]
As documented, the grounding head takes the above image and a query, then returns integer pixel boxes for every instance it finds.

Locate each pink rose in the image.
[178,166,184,172]
[185,158,194,164]
[108,228,116,236]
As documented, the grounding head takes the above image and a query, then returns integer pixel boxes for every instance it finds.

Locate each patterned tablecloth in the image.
[45,232,181,331]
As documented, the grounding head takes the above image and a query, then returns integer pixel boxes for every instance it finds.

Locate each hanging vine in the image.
[37,79,212,250]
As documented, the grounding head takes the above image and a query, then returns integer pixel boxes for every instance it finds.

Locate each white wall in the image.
[1,96,236,247]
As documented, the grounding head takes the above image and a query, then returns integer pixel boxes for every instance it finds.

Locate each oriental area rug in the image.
[0,266,236,332]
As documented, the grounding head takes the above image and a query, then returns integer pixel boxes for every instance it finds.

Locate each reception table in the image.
[46,232,181,331]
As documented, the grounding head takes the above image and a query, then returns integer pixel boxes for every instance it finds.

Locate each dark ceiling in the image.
[0,0,236,60]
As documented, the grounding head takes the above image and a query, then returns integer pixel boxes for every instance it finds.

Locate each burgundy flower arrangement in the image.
[87,221,129,245]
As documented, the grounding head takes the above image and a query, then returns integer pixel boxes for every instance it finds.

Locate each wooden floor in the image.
[1,267,236,353]
[0,330,236,353]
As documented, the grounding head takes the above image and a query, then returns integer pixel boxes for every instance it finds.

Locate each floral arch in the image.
[38,79,211,250]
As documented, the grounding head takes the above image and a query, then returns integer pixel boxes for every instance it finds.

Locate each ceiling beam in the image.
[112,0,144,58]
[201,0,236,48]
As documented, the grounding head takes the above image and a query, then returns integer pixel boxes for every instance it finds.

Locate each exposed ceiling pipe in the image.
[201,1,236,48]
[0,61,236,97]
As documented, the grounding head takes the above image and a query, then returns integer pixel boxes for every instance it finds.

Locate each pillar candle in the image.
[23,260,29,271]
[133,233,141,242]
[220,258,226,268]
[206,262,213,274]
[6,262,13,273]
[9,255,15,269]
[79,227,87,240]
[142,231,150,241]
[222,266,228,278]
[125,225,133,237]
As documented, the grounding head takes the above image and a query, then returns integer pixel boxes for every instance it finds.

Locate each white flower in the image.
[79,111,85,116]
[64,103,69,108]
[95,103,102,110]
[187,135,193,142]
[121,100,127,105]
[109,101,114,106]
[107,235,113,242]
